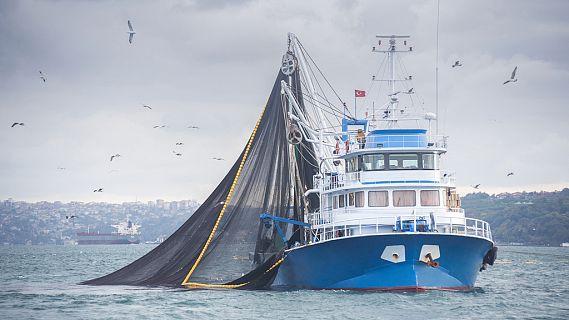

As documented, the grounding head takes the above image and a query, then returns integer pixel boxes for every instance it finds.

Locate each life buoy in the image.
[335,141,340,154]
[345,140,350,152]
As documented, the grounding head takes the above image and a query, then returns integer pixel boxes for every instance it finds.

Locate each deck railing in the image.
[341,133,448,154]
[307,213,492,243]
[315,170,455,191]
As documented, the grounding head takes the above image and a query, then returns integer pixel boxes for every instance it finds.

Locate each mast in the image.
[372,35,411,128]
[435,0,440,135]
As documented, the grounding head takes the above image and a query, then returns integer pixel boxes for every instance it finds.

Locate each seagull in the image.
[153,125,166,129]
[503,66,518,85]
[212,157,225,161]
[93,188,103,192]
[507,172,514,177]
[57,167,66,170]
[452,61,462,68]
[39,70,47,82]
[388,91,401,97]
[142,104,152,110]
[127,20,136,44]
[173,151,182,156]
[110,154,121,161]
[66,215,78,219]
[472,184,481,189]
[11,122,24,128]
[187,125,200,129]
[403,88,414,94]
[175,142,184,145]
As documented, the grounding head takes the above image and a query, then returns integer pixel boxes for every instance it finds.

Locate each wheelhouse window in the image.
[339,194,345,208]
[421,190,440,206]
[368,191,389,207]
[388,154,419,170]
[355,191,365,207]
[348,192,355,206]
[346,156,359,172]
[362,154,385,171]
[393,190,416,207]
[421,153,438,170]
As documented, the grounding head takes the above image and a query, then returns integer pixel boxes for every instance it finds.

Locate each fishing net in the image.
[83,69,318,288]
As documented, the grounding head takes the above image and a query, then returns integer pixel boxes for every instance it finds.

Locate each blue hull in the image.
[272,233,493,291]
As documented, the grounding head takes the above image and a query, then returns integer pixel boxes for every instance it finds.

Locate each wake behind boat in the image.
[83,33,496,291]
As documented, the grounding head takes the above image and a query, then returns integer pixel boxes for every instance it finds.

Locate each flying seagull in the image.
[66,215,78,219]
[187,125,200,129]
[153,125,166,129]
[175,142,184,145]
[212,157,225,161]
[173,151,182,156]
[11,122,24,128]
[110,154,121,161]
[39,70,47,82]
[142,104,152,110]
[472,184,481,189]
[93,188,103,192]
[403,88,414,94]
[57,167,66,170]
[503,66,518,85]
[388,91,401,97]
[452,61,462,68]
[127,20,136,44]
[507,172,514,177]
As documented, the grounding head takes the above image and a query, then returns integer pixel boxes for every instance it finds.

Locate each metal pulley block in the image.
[281,52,297,75]
[287,123,303,145]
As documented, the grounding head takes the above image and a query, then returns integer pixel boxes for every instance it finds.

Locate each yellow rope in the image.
[183,256,286,289]
[181,104,267,286]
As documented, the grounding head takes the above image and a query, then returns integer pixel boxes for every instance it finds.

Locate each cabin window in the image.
[346,157,359,172]
[327,195,334,210]
[333,196,338,209]
[421,190,440,206]
[362,154,385,171]
[421,153,438,170]
[388,154,419,170]
[355,191,365,207]
[348,192,355,206]
[393,190,416,207]
[368,191,389,207]
[339,194,345,208]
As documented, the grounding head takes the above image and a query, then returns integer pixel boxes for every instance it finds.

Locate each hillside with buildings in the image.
[0,199,199,245]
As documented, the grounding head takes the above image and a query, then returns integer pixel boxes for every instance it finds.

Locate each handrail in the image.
[307,214,492,243]
[316,170,455,191]
[340,133,448,154]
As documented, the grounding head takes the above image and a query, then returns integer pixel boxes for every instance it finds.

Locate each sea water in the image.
[0,245,567,319]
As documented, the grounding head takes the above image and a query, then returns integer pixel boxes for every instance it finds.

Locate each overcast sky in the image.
[1,0,568,203]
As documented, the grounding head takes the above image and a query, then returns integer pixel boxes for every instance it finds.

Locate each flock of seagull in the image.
[10,23,521,194]
[452,61,519,191]
[9,20,227,194]
[472,172,515,190]
[451,60,519,85]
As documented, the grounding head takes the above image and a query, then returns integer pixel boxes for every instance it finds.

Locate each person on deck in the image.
[356,129,366,149]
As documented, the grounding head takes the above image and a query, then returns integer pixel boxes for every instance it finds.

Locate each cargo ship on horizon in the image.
[77,220,141,245]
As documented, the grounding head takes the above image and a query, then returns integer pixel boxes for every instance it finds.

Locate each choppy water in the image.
[1,245,567,319]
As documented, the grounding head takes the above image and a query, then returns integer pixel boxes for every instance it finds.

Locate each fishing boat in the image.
[84,34,497,291]
[269,34,497,291]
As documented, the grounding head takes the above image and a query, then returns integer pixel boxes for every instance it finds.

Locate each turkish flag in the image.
[355,89,366,97]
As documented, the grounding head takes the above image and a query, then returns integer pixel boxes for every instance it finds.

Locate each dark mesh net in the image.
[82,69,317,288]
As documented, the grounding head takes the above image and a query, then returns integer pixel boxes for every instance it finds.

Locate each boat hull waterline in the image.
[273,233,493,291]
